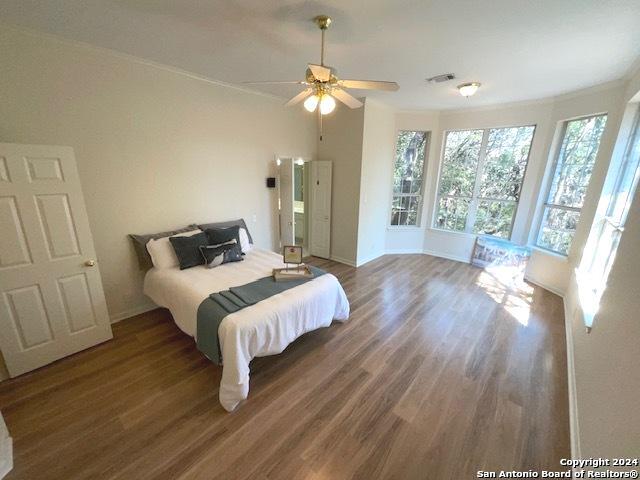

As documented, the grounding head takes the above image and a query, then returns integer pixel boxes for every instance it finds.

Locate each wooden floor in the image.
[0,254,570,480]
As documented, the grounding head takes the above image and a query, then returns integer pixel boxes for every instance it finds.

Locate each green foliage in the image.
[393,131,427,194]
[436,126,535,238]
[548,115,607,208]
[538,115,607,254]
[438,130,483,197]
[391,131,427,225]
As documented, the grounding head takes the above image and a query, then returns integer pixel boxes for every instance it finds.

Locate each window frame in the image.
[432,124,536,240]
[577,106,640,328]
[534,113,608,256]
[389,130,430,228]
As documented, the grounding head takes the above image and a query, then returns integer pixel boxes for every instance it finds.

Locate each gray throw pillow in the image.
[169,231,209,270]
[129,224,198,270]
[197,219,253,244]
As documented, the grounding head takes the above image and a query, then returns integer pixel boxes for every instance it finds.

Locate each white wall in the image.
[356,99,396,265]
[0,26,317,324]
[317,103,365,266]
[562,70,640,459]
[566,184,640,458]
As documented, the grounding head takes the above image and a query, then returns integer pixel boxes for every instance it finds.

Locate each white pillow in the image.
[146,229,201,269]
[239,228,253,253]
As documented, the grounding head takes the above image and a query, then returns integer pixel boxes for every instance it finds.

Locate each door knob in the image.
[85,260,96,267]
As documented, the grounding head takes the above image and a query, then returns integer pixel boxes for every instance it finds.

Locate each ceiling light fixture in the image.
[303,93,336,115]
[458,82,481,97]
[319,94,336,115]
[304,94,319,112]
[243,15,398,140]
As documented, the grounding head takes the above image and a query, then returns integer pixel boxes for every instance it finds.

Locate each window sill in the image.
[387,225,423,232]
[528,245,569,261]
[429,227,478,239]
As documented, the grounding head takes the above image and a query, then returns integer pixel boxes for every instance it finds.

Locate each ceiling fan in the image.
[244,15,399,137]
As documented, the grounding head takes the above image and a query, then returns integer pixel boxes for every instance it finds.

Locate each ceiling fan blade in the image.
[285,88,313,107]
[308,64,331,82]
[332,89,363,109]
[242,81,307,85]
[338,80,399,91]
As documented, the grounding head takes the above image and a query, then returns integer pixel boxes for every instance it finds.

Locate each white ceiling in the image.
[2,0,640,110]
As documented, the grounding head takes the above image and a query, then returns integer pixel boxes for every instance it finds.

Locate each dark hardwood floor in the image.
[0,254,570,479]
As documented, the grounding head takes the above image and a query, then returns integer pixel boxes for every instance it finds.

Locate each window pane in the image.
[473,201,516,238]
[407,196,419,225]
[547,115,607,208]
[435,197,470,232]
[391,131,427,227]
[393,131,427,195]
[538,207,580,254]
[439,130,483,197]
[479,126,535,201]
[607,119,640,223]
[391,195,420,226]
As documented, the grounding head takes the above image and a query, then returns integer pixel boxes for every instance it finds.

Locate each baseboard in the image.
[523,274,566,297]
[329,255,357,267]
[109,303,157,324]
[422,249,470,264]
[333,249,472,267]
[384,248,424,255]
[355,251,385,267]
[563,291,581,461]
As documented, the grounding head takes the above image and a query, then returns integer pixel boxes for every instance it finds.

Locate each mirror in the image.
[277,157,308,255]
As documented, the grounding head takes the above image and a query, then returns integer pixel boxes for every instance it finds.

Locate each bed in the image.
[143,247,350,411]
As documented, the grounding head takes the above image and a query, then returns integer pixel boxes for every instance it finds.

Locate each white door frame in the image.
[310,160,332,259]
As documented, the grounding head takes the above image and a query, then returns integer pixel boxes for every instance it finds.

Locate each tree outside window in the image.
[536,114,607,255]
[435,125,536,239]
[390,131,428,226]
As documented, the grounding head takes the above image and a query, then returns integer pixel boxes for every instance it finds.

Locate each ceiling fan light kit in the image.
[246,14,399,139]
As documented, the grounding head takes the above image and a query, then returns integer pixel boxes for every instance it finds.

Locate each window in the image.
[536,114,608,255]
[435,125,535,238]
[390,131,428,226]
[578,108,640,326]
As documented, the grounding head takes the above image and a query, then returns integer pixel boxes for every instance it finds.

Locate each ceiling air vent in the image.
[427,73,456,83]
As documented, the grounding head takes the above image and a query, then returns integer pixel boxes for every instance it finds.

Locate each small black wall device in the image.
[266,177,276,188]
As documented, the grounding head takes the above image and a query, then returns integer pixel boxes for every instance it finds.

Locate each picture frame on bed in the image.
[283,245,303,265]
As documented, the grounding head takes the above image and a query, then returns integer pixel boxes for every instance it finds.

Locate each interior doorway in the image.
[277,157,309,256]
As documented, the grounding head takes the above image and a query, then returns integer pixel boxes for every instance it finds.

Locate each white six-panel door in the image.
[0,143,112,377]
[310,161,332,259]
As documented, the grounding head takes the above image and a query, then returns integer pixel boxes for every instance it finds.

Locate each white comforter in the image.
[143,248,350,411]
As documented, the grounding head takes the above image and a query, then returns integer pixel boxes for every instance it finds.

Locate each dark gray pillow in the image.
[205,225,241,249]
[197,219,253,244]
[169,231,209,270]
[129,224,198,270]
